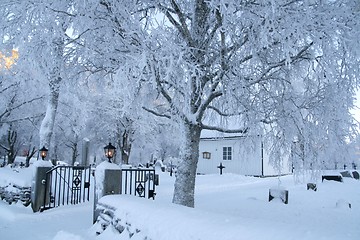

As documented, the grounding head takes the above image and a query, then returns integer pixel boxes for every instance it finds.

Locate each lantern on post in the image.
[104,142,116,163]
[39,146,48,160]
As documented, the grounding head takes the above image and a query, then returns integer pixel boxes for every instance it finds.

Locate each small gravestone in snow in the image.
[352,171,359,180]
[154,160,166,172]
[340,171,352,178]
[336,199,351,209]
[268,188,289,204]
[307,183,317,191]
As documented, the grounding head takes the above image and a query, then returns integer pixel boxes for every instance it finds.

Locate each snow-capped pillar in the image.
[93,162,122,223]
[31,161,53,212]
[81,138,90,166]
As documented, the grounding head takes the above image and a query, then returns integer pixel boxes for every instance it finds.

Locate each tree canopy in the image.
[0,0,359,207]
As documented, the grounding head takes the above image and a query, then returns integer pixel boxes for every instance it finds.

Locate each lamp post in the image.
[39,146,48,160]
[104,142,116,163]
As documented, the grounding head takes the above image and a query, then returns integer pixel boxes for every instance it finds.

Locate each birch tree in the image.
[73,0,360,207]
[3,0,357,208]
[0,1,77,157]
[141,0,359,207]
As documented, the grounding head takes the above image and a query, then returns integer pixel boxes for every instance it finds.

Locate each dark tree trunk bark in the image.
[172,122,201,208]
[25,146,36,167]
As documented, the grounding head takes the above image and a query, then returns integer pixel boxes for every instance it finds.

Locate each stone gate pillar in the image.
[93,162,122,223]
[31,163,52,212]
[81,138,90,166]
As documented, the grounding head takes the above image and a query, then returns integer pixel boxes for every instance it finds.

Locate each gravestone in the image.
[307,183,317,191]
[340,171,352,178]
[269,188,289,204]
[322,175,343,182]
[352,171,359,180]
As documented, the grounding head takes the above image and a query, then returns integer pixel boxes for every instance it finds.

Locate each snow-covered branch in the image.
[207,105,247,117]
[249,42,314,87]
[158,1,193,46]
[142,107,171,119]
[201,123,248,134]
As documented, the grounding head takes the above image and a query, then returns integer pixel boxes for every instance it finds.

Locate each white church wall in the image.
[198,135,292,176]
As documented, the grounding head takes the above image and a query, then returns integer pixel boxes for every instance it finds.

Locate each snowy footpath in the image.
[0,167,359,240]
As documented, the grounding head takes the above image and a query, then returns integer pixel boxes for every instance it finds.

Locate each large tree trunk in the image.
[172,122,201,208]
[39,37,63,151]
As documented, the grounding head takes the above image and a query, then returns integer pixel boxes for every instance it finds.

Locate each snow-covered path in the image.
[1,169,359,240]
[0,201,93,240]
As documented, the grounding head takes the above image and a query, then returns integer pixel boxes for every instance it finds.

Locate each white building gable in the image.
[197,131,291,176]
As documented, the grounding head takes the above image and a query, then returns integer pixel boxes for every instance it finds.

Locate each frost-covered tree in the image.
[0,1,78,157]
[0,52,42,129]
[0,53,43,166]
[0,126,19,165]
[73,0,360,207]
[2,0,358,208]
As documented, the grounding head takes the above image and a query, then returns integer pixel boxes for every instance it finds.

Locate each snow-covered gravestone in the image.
[307,183,317,191]
[31,160,53,212]
[93,161,122,223]
[353,171,359,180]
[268,187,289,204]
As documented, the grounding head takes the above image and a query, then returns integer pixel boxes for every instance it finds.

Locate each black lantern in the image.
[39,146,48,160]
[104,142,116,162]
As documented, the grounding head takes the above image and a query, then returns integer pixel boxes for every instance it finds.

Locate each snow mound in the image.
[53,231,84,240]
[335,199,352,209]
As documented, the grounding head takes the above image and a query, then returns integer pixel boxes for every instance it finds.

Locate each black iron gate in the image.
[41,165,91,211]
[122,168,157,199]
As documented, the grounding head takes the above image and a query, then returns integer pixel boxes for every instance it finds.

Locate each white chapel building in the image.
[197,131,292,176]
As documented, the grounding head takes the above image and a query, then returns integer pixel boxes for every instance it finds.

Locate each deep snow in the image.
[0,165,359,240]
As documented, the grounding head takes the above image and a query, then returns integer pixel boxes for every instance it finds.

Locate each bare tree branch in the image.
[158,2,193,46]
[0,96,43,122]
[142,106,171,119]
[2,114,44,124]
[248,42,314,87]
[207,105,248,117]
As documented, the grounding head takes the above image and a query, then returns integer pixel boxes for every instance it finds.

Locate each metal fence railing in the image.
[41,165,91,211]
[122,168,157,199]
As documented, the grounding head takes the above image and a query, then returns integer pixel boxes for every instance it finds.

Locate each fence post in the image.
[31,165,52,212]
[93,162,122,223]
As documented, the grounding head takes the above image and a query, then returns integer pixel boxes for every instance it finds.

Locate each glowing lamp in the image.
[104,142,116,163]
[39,146,48,160]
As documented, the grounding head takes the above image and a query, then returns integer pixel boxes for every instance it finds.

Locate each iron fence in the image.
[41,165,91,211]
[122,168,157,199]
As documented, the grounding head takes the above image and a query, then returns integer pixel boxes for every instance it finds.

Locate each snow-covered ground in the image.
[0,165,359,240]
